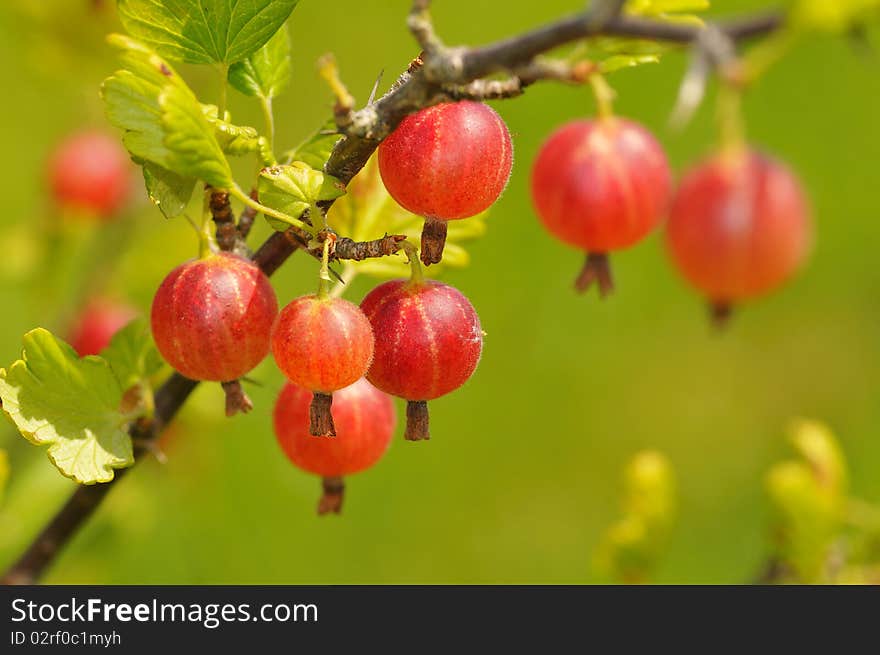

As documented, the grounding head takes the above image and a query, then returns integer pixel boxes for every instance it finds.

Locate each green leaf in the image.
[102,35,233,188]
[142,162,196,218]
[326,155,488,279]
[0,329,135,484]
[100,319,164,393]
[282,119,342,170]
[228,25,291,99]
[117,0,301,65]
[258,162,346,229]
[0,449,8,505]
[160,84,234,187]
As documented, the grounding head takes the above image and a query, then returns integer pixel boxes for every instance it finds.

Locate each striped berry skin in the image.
[378,101,513,220]
[531,118,671,253]
[274,378,395,478]
[666,150,812,304]
[69,299,138,357]
[48,131,132,219]
[274,378,395,514]
[361,280,482,400]
[360,279,482,441]
[151,253,278,381]
[271,296,374,393]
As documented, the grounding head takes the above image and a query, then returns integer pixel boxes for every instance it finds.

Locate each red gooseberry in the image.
[271,296,374,437]
[378,101,513,265]
[68,299,138,357]
[360,279,482,441]
[151,252,278,413]
[665,149,812,323]
[48,130,132,219]
[274,378,396,515]
[531,118,671,296]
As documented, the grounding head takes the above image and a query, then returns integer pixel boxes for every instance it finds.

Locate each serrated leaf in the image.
[326,155,488,279]
[117,0,300,65]
[142,162,196,218]
[0,329,135,484]
[258,162,346,229]
[282,119,342,170]
[100,319,164,393]
[160,85,234,187]
[0,449,8,505]
[102,35,233,189]
[228,25,291,99]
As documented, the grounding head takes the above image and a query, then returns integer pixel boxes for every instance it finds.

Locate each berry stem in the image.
[318,476,345,515]
[589,72,616,121]
[317,237,333,300]
[404,400,430,441]
[310,392,336,437]
[575,252,614,298]
[717,82,747,159]
[220,380,254,417]
[401,240,425,285]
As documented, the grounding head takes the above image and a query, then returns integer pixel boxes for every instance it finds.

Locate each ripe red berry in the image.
[378,101,513,265]
[151,252,278,383]
[48,130,132,219]
[271,296,374,437]
[274,378,395,515]
[531,118,671,296]
[68,299,138,357]
[666,150,812,322]
[360,279,482,441]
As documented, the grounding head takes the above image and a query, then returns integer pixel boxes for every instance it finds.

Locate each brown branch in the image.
[237,188,259,241]
[2,1,786,585]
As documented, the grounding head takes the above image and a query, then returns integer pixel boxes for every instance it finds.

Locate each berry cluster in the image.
[60,96,810,513]
[137,102,500,513]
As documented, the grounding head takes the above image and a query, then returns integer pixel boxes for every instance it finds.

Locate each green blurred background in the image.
[0,0,878,584]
